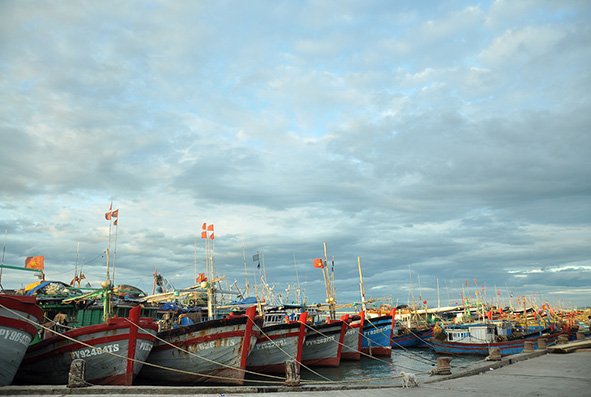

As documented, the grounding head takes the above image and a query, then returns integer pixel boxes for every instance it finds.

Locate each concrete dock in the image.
[1,350,590,396]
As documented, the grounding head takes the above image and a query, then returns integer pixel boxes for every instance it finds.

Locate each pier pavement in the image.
[1,349,590,396]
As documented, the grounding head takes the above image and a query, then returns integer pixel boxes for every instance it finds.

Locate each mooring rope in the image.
[0,302,285,384]
[123,316,287,382]
[247,317,333,382]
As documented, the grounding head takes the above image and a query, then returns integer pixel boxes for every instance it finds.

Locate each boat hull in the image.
[341,323,362,360]
[140,308,260,385]
[246,322,303,374]
[16,312,157,385]
[362,315,393,357]
[301,321,345,367]
[430,333,558,356]
[392,327,433,348]
[0,295,44,386]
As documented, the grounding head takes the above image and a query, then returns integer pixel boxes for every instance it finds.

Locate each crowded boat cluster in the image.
[1,214,589,387]
[1,264,589,387]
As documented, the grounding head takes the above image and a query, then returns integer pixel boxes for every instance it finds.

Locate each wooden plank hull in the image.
[341,323,362,360]
[301,321,345,367]
[140,309,260,385]
[392,327,433,348]
[361,315,393,357]
[246,322,303,374]
[430,333,558,356]
[0,295,43,386]
[16,314,157,385]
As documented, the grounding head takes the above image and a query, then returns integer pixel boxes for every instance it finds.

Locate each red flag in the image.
[25,256,44,270]
[201,231,207,239]
[207,224,214,231]
[423,300,427,305]
[105,202,113,220]
[202,223,207,230]
[313,258,324,268]
[209,232,214,240]
[111,209,119,218]
[113,218,118,226]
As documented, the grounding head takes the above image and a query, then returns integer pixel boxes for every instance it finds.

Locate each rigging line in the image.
[363,318,437,366]
[249,318,332,382]
[394,326,435,349]
[302,321,397,367]
[0,302,285,385]
[123,316,285,381]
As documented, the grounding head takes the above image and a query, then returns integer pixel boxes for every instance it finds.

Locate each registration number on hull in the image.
[70,343,120,359]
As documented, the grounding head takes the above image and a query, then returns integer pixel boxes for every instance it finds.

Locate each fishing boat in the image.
[361,312,395,357]
[17,304,157,385]
[139,306,261,385]
[17,206,159,385]
[391,326,433,348]
[429,322,557,356]
[340,312,364,360]
[0,294,44,386]
[246,311,307,374]
[301,319,346,367]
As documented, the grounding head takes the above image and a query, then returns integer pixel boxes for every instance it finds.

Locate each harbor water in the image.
[246,348,483,386]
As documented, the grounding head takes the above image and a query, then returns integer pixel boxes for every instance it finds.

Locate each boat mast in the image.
[357,256,367,313]
[322,241,336,320]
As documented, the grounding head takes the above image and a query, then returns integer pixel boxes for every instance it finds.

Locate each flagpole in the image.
[106,201,113,282]
[194,239,197,285]
[112,218,118,284]
[1,229,6,265]
[242,247,249,296]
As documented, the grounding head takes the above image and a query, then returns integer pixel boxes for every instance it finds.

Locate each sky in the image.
[1,0,590,308]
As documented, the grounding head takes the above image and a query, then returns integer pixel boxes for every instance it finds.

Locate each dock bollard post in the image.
[67,359,88,388]
[285,360,300,387]
[558,335,569,345]
[523,340,534,353]
[486,347,502,361]
[537,337,547,349]
[576,332,584,340]
[431,356,452,375]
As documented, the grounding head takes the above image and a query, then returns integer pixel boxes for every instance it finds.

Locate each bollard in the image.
[537,337,547,349]
[285,360,300,387]
[67,359,88,388]
[523,340,534,353]
[431,356,452,375]
[576,332,584,340]
[558,335,569,345]
[486,347,502,361]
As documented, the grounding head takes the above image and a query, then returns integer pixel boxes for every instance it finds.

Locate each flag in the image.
[209,232,214,240]
[207,224,214,231]
[202,223,207,230]
[111,209,119,218]
[114,218,118,226]
[313,258,324,268]
[253,253,259,262]
[201,231,207,239]
[25,256,44,270]
[105,202,113,220]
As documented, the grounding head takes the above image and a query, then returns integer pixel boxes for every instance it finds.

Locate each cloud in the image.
[0,0,590,307]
